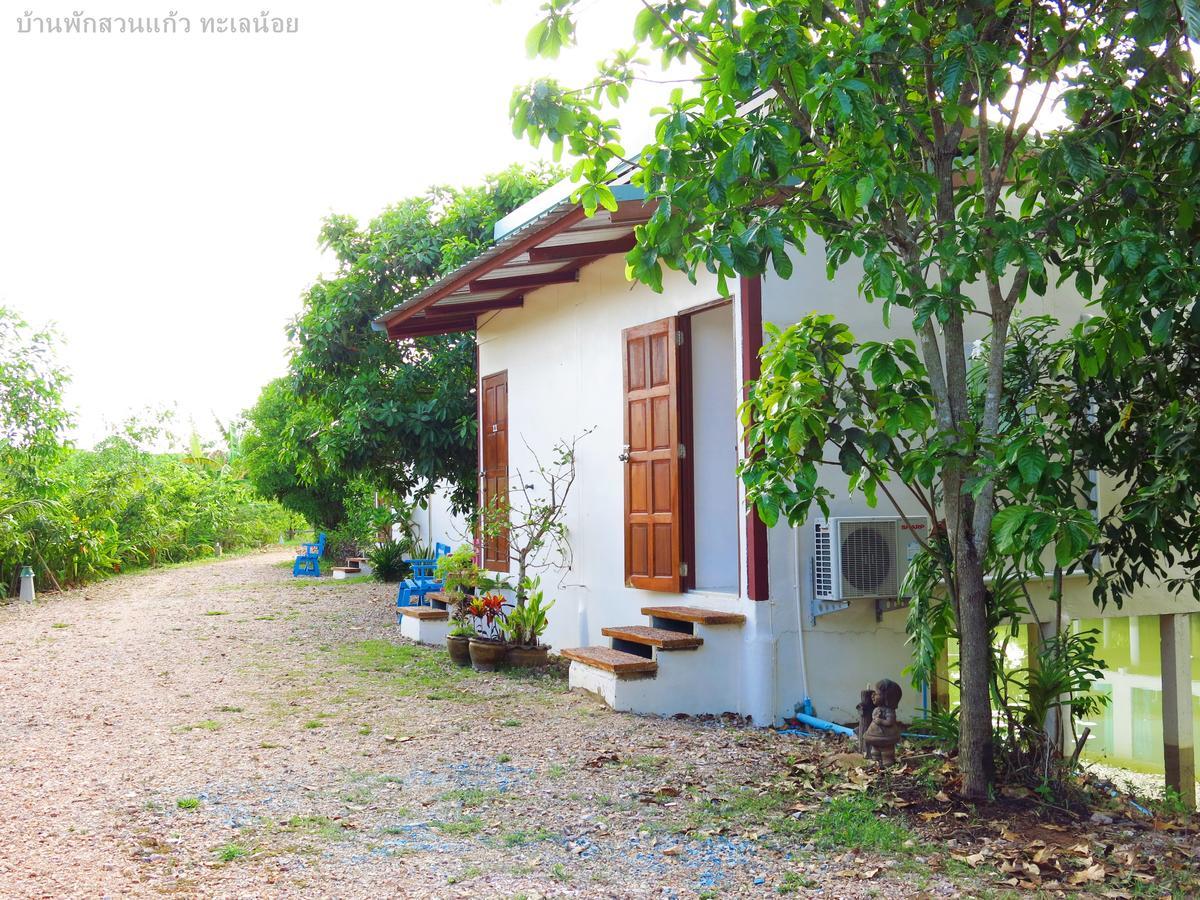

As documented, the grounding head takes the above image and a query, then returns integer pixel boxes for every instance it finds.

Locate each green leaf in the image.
[1183,0,1200,40]
[1016,445,1047,484]
[1151,308,1173,345]
[855,176,875,209]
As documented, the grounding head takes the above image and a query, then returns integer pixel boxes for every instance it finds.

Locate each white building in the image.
[374,179,1197,798]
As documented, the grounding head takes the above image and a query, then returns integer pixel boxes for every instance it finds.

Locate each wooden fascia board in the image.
[425,296,525,318]
[386,315,477,339]
[468,268,578,293]
[379,206,588,331]
[529,234,637,263]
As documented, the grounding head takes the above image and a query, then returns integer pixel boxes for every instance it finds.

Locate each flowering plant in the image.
[466,592,507,640]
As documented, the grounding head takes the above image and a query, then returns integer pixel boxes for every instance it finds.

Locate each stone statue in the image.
[859,678,904,765]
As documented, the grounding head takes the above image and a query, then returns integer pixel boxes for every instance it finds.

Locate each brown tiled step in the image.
[397,607,448,621]
[562,646,658,676]
[601,625,703,650]
[332,566,361,573]
[640,605,746,626]
[347,557,368,563]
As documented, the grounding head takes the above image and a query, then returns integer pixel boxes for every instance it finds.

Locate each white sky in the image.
[0,0,659,448]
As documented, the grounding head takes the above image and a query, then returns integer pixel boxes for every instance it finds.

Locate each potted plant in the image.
[500,576,555,668]
[436,544,482,597]
[446,617,474,667]
[475,430,591,659]
[466,592,508,671]
[436,545,484,660]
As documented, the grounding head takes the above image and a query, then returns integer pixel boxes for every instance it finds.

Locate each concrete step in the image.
[562,646,658,676]
[601,624,703,651]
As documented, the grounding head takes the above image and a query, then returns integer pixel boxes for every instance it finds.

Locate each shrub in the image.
[368,540,411,583]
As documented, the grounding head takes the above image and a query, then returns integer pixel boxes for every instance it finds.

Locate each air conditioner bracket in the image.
[875,597,910,623]
[809,599,850,626]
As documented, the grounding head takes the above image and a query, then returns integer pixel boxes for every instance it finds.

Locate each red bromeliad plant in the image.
[466,592,507,641]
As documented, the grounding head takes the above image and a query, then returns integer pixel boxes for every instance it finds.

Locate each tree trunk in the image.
[956,545,995,800]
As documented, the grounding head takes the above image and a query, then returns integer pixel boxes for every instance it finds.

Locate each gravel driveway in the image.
[0,550,951,898]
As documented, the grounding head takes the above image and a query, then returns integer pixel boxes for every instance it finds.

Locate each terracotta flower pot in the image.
[468,638,507,672]
[506,645,550,669]
[446,635,472,667]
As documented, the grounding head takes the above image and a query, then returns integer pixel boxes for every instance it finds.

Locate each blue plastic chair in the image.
[293,532,326,578]
[396,543,453,607]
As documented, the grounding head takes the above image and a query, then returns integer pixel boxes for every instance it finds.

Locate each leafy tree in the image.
[285,164,561,512]
[0,307,70,473]
[242,378,349,529]
[512,1,1199,798]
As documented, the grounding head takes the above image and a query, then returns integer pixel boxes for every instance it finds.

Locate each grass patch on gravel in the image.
[337,639,483,700]
[801,795,915,852]
[438,787,502,808]
[283,815,346,840]
[434,816,484,837]
[215,843,247,862]
[176,797,201,810]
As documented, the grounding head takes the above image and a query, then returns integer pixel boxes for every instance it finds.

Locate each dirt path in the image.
[0,551,952,898]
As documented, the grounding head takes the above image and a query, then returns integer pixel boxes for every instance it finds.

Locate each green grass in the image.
[51,623,70,629]
[545,763,567,779]
[217,705,243,713]
[203,610,228,616]
[500,718,522,727]
[626,754,669,773]
[433,816,484,837]
[284,815,345,840]
[176,719,222,732]
[684,784,804,836]
[500,827,553,847]
[551,862,571,883]
[447,865,483,885]
[777,871,815,893]
[438,787,500,808]
[496,753,512,763]
[215,843,247,862]
[176,797,200,810]
[802,794,915,852]
[339,640,468,685]
[303,719,325,729]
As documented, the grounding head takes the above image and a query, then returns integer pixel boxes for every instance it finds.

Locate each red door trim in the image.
[740,275,769,601]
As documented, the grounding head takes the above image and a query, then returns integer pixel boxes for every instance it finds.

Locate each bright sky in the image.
[0,0,658,448]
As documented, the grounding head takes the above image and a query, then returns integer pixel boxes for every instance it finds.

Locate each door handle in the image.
[618,444,631,462]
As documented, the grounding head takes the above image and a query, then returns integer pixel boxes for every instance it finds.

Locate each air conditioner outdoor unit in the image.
[813,516,928,602]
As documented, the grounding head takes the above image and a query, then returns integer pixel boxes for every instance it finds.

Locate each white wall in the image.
[689,303,740,593]
[477,255,743,654]
[410,483,471,554]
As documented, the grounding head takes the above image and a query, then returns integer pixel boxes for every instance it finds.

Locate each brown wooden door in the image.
[623,318,683,592]
[481,370,509,572]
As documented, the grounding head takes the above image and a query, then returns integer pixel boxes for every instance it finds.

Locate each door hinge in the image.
[680,562,689,577]
[676,329,684,346]
[678,443,687,459]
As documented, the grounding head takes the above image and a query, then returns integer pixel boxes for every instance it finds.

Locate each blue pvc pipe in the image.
[793,712,856,737]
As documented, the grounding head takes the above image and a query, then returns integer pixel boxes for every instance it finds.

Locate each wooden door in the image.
[623,318,683,592]
[481,370,509,572]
